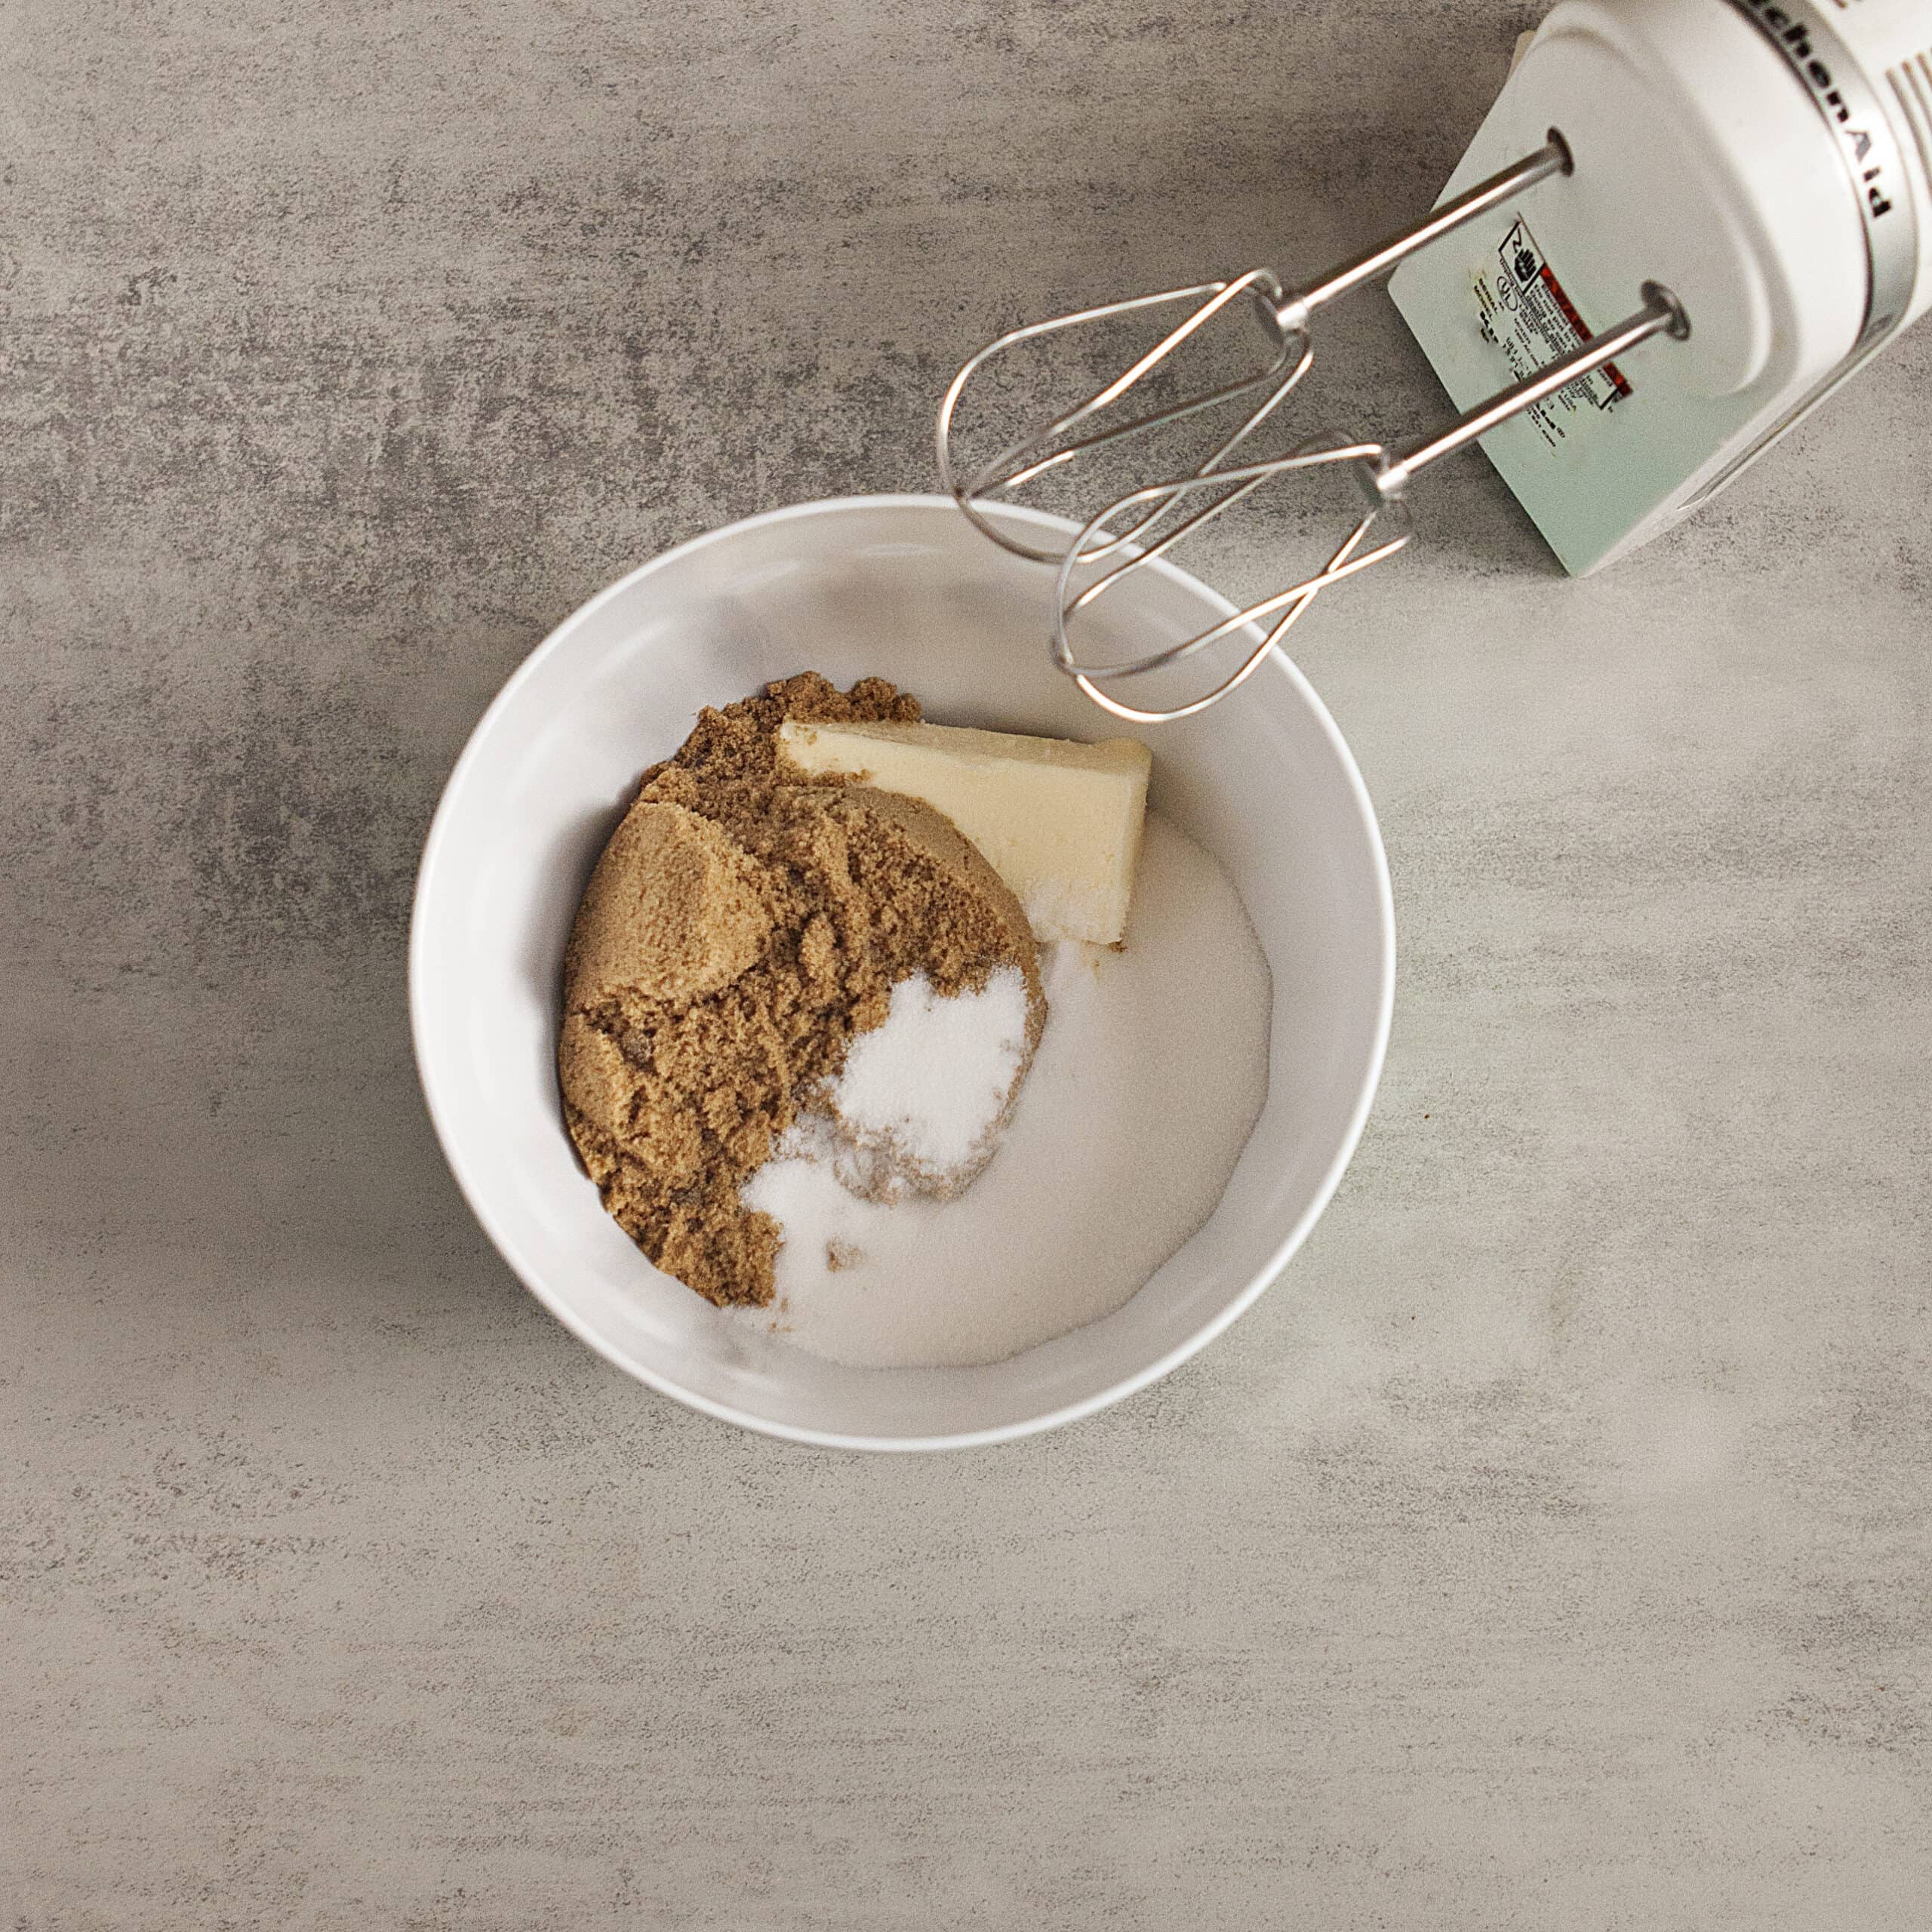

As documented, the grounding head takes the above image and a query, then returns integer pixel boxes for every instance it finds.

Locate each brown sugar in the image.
[564,804,772,1010]
[558,672,1044,1308]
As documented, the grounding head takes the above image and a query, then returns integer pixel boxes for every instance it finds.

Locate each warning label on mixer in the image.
[1472,217,1631,450]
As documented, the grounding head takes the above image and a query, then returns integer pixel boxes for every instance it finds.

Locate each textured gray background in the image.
[5,1,1930,1925]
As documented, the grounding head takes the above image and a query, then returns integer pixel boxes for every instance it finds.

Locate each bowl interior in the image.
[411,497,1392,1447]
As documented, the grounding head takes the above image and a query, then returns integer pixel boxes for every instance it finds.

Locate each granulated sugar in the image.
[801,965,1035,1201]
[739,812,1271,1367]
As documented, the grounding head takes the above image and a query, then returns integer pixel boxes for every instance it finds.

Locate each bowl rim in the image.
[409,492,1394,1451]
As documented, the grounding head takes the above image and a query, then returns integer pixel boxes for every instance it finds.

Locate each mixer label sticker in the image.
[1472,217,1631,450]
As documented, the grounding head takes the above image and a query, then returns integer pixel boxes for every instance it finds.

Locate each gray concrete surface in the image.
[5,2,1930,1925]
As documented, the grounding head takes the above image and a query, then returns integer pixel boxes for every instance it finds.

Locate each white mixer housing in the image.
[1389,0,1932,573]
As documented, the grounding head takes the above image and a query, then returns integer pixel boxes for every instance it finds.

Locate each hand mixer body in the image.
[1389,0,1932,574]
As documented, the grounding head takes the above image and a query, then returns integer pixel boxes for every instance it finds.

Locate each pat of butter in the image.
[779,717,1152,946]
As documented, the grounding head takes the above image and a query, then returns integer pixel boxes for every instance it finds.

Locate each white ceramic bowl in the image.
[411,495,1392,1450]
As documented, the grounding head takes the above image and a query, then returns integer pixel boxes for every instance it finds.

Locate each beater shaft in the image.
[1380,282,1689,493]
[1276,137,1570,333]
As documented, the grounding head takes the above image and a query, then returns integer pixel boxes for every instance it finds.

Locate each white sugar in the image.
[818,966,1032,1197]
[738,812,1272,1369]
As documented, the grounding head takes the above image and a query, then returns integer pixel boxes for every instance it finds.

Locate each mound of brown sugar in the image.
[558,672,1044,1308]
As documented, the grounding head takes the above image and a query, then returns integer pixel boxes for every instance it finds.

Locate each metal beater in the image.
[936,134,1690,722]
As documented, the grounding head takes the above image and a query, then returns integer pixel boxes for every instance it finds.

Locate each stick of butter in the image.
[778,717,1152,946]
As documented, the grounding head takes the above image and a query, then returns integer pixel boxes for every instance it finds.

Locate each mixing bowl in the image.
[410,495,1392,1449]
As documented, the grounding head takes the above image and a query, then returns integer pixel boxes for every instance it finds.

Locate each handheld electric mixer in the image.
[939,0,1932,721]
